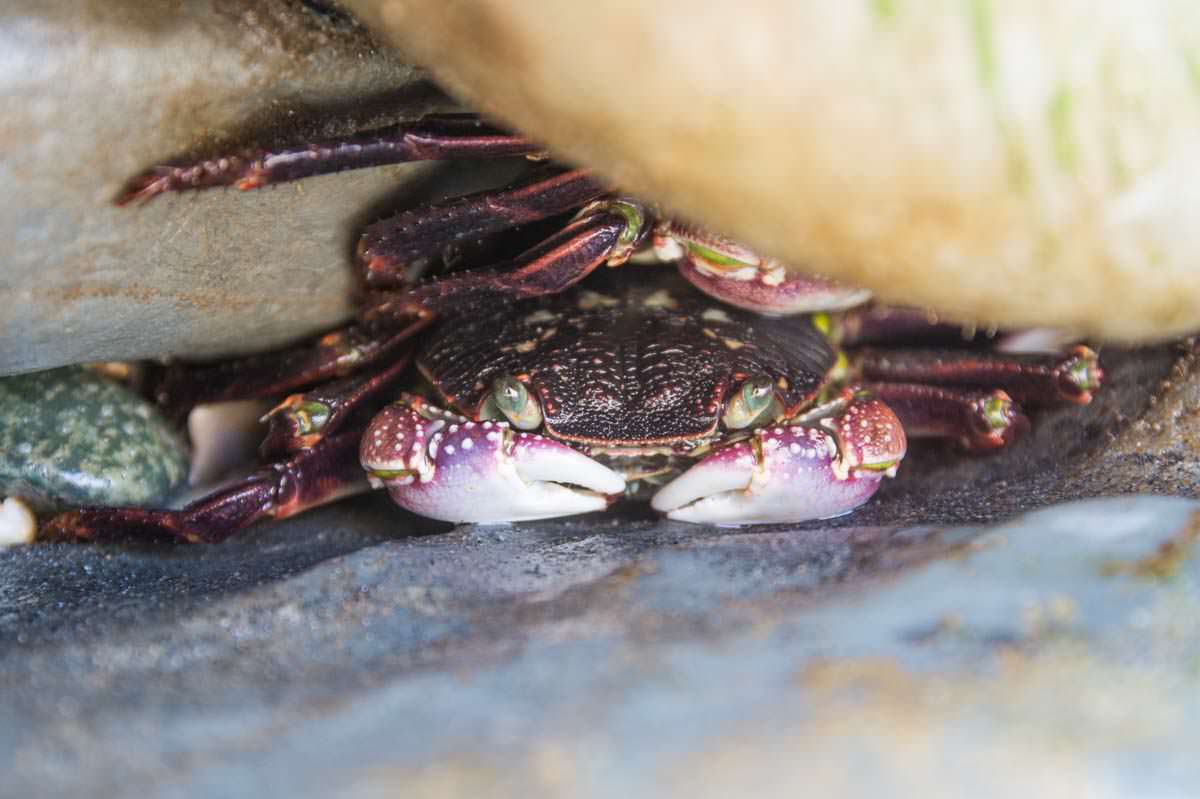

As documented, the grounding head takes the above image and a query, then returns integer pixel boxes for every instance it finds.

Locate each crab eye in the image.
[722,376,781,430]
[482,375,544,430]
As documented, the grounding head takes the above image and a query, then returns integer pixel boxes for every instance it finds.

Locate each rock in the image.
[0,0,445,375]
[2,492,1199,795]
[350,0,1200,341]
[10,2,1198,381]
[0,367,188,512]
[0,498,36,548]
[0,344,1196,794]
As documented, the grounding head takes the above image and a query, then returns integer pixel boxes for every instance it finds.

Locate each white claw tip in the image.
[514,442,626,495]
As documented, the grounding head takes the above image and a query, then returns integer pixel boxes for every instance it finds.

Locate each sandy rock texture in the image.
[349,0,1200,341]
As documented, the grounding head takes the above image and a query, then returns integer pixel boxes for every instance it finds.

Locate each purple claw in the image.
[359,397,625,523]
[651,396,905,525]
[655,222,871,315]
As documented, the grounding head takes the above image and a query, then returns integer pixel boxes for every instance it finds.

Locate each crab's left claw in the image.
[360,400,626,523]
[651,395,906,525]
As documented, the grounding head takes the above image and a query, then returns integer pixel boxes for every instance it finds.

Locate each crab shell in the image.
[359,271,906,525]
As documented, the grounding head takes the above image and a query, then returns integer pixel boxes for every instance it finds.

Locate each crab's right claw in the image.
[360,401,625,523]
[651,396,906,525]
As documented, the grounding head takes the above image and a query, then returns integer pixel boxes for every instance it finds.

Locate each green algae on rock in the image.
[0,367,188,513]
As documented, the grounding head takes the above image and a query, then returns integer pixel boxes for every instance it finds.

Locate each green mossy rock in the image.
[0,367,188,512]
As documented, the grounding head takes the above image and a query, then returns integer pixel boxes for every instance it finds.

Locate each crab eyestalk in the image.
[655,221,872,315]
[651,391,905,525]
[721,376,782,430]
[480,376,543,430]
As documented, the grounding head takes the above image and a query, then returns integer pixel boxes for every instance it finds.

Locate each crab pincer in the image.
[360,396,625,523]
[651,393,906,525]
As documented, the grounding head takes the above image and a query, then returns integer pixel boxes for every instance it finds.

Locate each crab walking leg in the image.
[866,382,1030,451]
[258,352,414,456]
[361,399,625,523]
[395,203,642,308]
[855,346,1103,406]
[359,169,608,288]
[117,115,540,204]
[40,432,369,544]
[149,312,433,417]
[835,306,988,347]
[652,396,906,525]
[835,307,1086,354]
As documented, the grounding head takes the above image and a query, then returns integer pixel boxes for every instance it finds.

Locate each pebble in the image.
[0,367,189,513]
[0,497,35,548]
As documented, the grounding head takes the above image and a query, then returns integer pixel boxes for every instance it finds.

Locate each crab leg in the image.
[117,114,539,205]
[855,346,1103,406]
[651,393,906,525]
[41,353,420,543]
[258,352,414,457]
[866,382,1029,451]
[657,221,871,315]
[836,306,988,347]
[359,169,608,288]
[360,397,625,523]
[40,431,369,544]
[149,312,433,418]
[387,201,644,309]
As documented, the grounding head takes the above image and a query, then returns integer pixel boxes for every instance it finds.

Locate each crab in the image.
[41,114,1103,543]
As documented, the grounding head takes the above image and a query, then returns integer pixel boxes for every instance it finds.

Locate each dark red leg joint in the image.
[856,346,1103,406]
[117,114,540,205]
[359,169,607,289]
[40,432,368,544]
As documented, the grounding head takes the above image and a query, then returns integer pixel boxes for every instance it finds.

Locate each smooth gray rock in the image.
[0,0,447,374]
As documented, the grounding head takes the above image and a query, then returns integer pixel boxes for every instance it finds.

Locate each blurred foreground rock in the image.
[9,2,1200,380]
[351,0,1200,341]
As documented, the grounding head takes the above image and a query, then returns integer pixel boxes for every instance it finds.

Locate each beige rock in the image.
[349,0,1200,341]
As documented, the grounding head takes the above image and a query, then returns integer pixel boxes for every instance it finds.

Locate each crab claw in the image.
[651,395,906,525]
[359,399,625,523]
[655,222,872,315]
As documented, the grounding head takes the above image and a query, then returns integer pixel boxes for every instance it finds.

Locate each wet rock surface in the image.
[2,343,1198,797]
[1,0,448,374]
